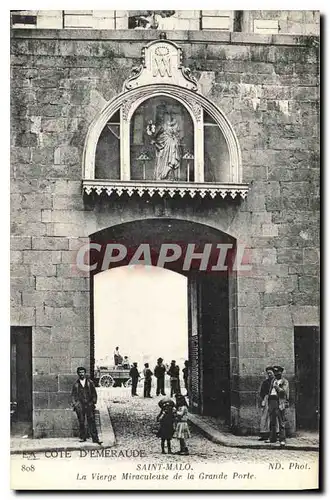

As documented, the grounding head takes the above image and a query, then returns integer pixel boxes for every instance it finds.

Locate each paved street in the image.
[11,383,319,492]
[104,386,319,465]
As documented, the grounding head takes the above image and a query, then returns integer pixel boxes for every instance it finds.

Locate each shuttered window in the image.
[11,11,37,28]
[63,11,94,29]
[253,19,279,34]
[201,10,234,31]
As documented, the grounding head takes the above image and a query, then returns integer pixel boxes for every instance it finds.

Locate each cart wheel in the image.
[100,375,114,388]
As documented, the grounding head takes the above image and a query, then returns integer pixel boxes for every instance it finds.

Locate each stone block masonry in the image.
[10,29,319,437]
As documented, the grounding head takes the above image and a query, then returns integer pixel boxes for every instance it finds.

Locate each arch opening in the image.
[89,218,238,424]
[93,265,188,392]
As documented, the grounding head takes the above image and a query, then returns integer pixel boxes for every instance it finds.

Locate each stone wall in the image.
[11,29,320,436]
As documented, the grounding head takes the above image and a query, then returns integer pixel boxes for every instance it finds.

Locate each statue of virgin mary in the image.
[147,112,182,181]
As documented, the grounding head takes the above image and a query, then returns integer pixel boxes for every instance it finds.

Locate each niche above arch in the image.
[83,38,248,201]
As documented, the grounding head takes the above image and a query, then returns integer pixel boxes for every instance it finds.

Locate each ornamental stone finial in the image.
[123,38,198,91]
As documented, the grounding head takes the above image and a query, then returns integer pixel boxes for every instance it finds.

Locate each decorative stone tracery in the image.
[83,180,248,200]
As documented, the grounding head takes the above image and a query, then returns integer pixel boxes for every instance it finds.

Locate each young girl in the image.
[156,400,176,454]
[174,395,191,455]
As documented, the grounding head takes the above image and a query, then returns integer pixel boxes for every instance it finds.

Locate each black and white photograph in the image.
[9,7,320,490]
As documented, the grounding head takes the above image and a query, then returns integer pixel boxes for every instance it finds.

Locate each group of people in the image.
[70,361,290,451]
[113,347,130,369]
[259,365,289,445]
[70,363,191,452]
[128,358,189,399]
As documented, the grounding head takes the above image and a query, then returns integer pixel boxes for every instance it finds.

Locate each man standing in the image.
[154,357,166,396]
[129,362,140,397]
[114,347,123,366]
[267,365,289,446]
[143,363,153,398]
[259,366,275,441]
[167,360,181,397]
[71,367,102,445]
[182,360,189,397]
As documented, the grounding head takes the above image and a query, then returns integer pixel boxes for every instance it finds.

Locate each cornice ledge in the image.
[82,179,249,200]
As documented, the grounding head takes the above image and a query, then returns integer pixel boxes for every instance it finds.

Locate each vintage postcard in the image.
[10,8,320,490]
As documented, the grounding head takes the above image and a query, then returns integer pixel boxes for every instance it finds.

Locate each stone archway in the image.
[89,218,238,425]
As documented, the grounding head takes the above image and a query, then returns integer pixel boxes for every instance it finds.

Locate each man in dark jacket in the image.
[129,362,139,396]
[71,367,102,444]
[182,360,189,396]
[154,357,166,396]
[143,363,153,398]
[167,360,181,397]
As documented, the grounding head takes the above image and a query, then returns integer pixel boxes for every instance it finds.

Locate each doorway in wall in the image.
[10,326,32,437]
[294,326,320,430]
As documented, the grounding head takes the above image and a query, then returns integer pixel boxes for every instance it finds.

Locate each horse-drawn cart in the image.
[94,365,131,388]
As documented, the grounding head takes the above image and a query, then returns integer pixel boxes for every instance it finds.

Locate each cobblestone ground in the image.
[103,386,319,465]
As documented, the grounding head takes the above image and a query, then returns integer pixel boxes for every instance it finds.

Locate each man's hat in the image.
[171,360,176,363]
[273,365,284,374]
[157,357,163,362]
[265,366,273,372]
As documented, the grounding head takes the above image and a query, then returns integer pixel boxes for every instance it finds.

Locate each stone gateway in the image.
[10,10,320,439]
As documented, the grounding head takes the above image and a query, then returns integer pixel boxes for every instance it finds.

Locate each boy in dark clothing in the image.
[154,357,166,396]
[129,362,139,396]
[143,363,153,398]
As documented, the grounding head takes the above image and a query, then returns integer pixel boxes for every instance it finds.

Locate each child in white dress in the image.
[174,395,191,455]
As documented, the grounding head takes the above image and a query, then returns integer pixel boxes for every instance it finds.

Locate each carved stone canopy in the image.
[82,37,248,202]
[123,38,198,92]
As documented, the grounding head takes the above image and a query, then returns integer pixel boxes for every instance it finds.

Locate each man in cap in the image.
[154,357,166,396]
[71,367,102,445]
[129,362,140,397]
[167,360,181,397]
[267,365,289,446]
[143,363,153,398]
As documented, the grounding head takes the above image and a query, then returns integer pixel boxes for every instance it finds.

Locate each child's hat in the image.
[158,396,175,409]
